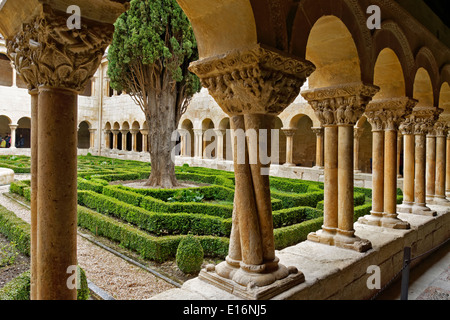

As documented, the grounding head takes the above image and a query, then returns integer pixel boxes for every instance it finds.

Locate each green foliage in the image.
[168,189,204,203]
[0,271,30,300]
[0,241,19,267]
[176,235,204,274]
[0,205,30,256]
[107,0,200,96]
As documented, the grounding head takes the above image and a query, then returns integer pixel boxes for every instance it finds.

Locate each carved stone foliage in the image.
[365,97,416,131]
[434,121,448,137]
[189,44,316,116]
[301,82,379,126]
[400,106,443,135]
[7,4,113,92]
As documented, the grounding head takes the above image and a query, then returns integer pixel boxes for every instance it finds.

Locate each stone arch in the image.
[122,121,130,131]
[218,117,232,161]
[372,48,406,99]
[372,20,415,97]
[290,114,316,167]
[77,121,91,149]
[413,67,434,107]
[181,118,195,157]
[16,117,30,148]
[415,47,440,106]
[0,53,12,87]
[201,118,216,158]
[290,0,372,84]
[0,115,11,144]
[104,122,111,131]
[176,0,257,59]
[113,122,120,130]
[303,15,362,88]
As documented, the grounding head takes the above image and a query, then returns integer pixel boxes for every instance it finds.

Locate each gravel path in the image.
[0,183,175,300]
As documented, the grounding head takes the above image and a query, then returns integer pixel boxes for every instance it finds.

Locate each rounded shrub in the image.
[176,235,204,274]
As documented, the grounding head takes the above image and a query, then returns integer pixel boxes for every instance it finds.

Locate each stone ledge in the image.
[150,206,449,300]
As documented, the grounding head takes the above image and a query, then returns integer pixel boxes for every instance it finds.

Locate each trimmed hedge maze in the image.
[6,155,403,264]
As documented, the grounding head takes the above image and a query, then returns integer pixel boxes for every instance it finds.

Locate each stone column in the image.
[193,129,203,159]
[88,129,96,150]
[353,127,364,173]
[312,127,324,169]
[360,106,385,226]
[433,122,448,204]
[6,4,119,299]
[121,130,128,151]
[9,124,18,149]
[282,128,297,167]
[140,129,149,152]
[111,130,119,150]
[426,131,436,202]
[360,98,414,229]
[410,107,441,216]
[398,119,415,213]
[10,61,17,87]
[29,89,38,300]
[190,44,315,299]
[104,130,111,150]
[214,129,226,161]
[130,129,139,152]
[302,83,378,252]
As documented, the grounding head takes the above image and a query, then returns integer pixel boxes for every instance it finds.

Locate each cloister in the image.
[0,0,449,300]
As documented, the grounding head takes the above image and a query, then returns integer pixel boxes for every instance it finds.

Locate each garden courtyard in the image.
[0,154,375,299]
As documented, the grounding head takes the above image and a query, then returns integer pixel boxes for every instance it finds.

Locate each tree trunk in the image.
[146,85,179,189]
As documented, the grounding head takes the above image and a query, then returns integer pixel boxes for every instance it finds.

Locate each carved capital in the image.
[365,97,416,131]
[401,107,443,135]
[189,44,315,116]
[301,82,379,126]
[434,121,448,137]
[311,127,324,137]
[282,128,297,137]
[7,4,113,92]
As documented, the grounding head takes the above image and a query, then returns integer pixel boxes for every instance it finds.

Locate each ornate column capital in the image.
[401,106,443,135]
[434,121,448,137]
[365,97,416,131]
[214,129,227,137]
[189,44,315,116]
[311,127,324,137]
[111,130,120,135]
[6,4,114,92]
[301,82,379,127]
[282,128,297,137]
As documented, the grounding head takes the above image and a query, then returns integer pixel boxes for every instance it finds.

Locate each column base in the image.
[397,202,413,213]
[427,196,450,205]
[380,215,410,229]
[283,163,296,167]
[411,204,437,216]
[307,228,372,252]
[333,231,372,253]
[199,260,304,300]
[358,211,382,226]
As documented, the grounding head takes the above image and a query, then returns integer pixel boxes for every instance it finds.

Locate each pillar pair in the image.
[398,107,442,216]
[302,83,379,252]
[6,3,121,299]
[358,98,415,229]
[425,121,448,204]
[189,44,315,299]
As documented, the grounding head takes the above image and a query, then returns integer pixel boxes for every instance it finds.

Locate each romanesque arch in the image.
[77,121,91,149]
